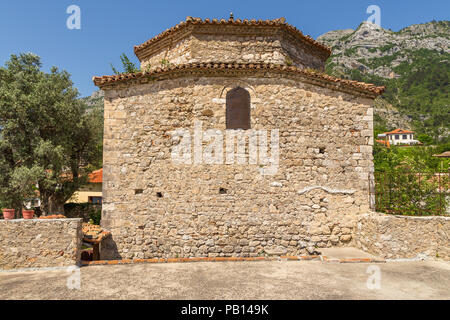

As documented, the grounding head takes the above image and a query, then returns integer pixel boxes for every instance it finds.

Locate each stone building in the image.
[93,16,385,260]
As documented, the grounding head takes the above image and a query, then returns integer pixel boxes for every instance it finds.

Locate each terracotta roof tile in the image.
[38,215,67,219]
[82,223,111,244]
[93,62,385,97]
[383,129,415,135]
[88,169,102,183]
[134,17,331,59]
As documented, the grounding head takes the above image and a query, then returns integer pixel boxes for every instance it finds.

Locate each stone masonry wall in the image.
[141,37,192,70]
[140,33,325,71]
[100,75,375,260]
[353,212,450,260]
[0,219,82,270]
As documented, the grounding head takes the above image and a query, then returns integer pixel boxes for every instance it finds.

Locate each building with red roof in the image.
[377,129,420,146]
[67,169,103,204]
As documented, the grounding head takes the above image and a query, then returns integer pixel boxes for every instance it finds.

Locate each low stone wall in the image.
[0,219,82,270]
[353,212,450,260]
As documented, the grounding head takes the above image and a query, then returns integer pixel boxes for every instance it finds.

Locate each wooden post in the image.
[93,243,100,261]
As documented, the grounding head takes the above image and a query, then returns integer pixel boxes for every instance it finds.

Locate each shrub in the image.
[89,209,102,225]
[374,170,449,216]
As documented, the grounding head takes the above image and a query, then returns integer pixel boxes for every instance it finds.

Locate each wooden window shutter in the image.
[226,87,251,130]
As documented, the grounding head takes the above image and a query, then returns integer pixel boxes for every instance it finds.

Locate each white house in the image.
[377,129,420,146]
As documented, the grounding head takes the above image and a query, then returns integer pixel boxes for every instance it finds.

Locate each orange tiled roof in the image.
[38,215,67,219]
[42,169,102,183]
[134,16,331,60]
[93,62,385,97]
[88,169,103,183]
[83,223,111,244]
[383,129,414,135]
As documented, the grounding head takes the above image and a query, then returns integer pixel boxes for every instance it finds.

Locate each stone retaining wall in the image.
[0,219,82,270]
[353,212,450,260]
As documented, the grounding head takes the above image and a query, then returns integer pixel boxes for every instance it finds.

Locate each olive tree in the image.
[0,53,102,215]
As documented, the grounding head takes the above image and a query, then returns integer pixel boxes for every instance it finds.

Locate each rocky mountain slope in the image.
[318,21,450,141]
[318,20,449,78]
[81,90,104,111]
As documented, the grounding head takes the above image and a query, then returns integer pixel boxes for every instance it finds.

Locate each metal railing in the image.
[372,171,450,216]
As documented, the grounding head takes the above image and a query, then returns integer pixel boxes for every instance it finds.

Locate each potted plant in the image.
[22,208,34,219]
[0,186,25,219]
[2,208,15,220]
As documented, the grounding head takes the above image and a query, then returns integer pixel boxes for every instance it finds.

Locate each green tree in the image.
[417,134,434,146]
[110,53,139,74]
[0,53,103,215]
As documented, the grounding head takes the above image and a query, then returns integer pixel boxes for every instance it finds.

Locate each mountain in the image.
[318,20,450,143]
[81,90,104,111]
[318,21,449,78]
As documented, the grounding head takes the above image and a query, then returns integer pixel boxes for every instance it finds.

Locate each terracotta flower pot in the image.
[2,209,15,220]
[22,210,34,219]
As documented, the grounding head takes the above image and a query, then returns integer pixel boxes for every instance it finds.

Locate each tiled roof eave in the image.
[93,63,385,98]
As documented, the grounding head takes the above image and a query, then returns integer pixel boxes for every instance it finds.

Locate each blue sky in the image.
[1,0,448,97]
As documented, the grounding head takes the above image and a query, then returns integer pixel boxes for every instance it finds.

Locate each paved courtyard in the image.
[1,259,449,300]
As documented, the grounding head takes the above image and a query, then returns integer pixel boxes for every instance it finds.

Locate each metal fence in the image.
[372,171,450,216]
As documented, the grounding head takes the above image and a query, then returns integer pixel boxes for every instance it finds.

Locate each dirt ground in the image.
[1,259,449,300]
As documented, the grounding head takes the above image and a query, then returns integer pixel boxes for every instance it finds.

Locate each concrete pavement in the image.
[1,259,449,300]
